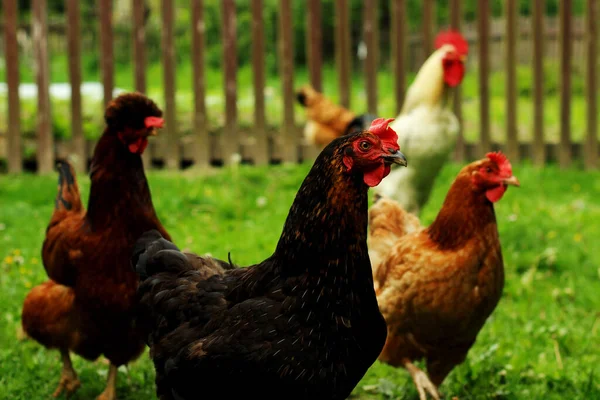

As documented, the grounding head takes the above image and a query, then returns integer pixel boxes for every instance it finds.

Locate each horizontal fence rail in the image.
[0,0,599,173]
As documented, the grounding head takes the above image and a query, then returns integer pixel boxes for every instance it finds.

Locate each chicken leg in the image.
[53,349,81,398]
[96,364,118,400]
[404,360,440,400]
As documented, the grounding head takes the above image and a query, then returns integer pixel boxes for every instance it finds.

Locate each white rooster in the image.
[374,30,469,215]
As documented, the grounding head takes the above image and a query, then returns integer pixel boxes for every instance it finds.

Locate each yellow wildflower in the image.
[4,256,13,265]
[573,233,583,242]
[13,249,21,256]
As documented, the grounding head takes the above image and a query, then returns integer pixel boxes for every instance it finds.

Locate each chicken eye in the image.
[485,167,492,173]
[359,141,372,151]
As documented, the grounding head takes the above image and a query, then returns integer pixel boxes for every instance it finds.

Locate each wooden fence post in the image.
[450,0,465,162]
[133,0,152,169]
[307,0,323,92]
[363,0,378,115]
[532,0,546,166]
[559,0,572,168]
[278,0,296,163]
[391,0,406,115]
[334,0,351,109]
[99,0,114,108]
[251,0,269,165]
[585,0,598,169]
[221,0,238,166]
[422,0,435,56]
[33,0,54,174]
[477,0,491,157]
[162,0,178,169]
[3,0,22,173]
[505,0,519,162]
[67,0,86,173]
[191,0,210,168]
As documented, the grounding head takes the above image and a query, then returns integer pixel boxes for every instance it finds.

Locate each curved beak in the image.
[503,176,520,187]
[383,149,407,167]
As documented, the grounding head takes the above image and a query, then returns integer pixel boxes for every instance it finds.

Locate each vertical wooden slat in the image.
[191,0,210,168]
[307,0,323,91]
[505,0,519,162]
[532,0,545,166]
[450,0,465,162]
[33,0,53,174]
[335,0,351,108]
[162,0,178,169]
[3,0,22,173]
[221,0,238,165]
[422,0,435,56]
[98,0,114,108]
[477,0,491,156]
[559,0,572,168]
[251,0,269,165]
[391,0,406,115]
[585,0,598,169]
[67,0,85,173]
[279,0,296,163]
[132,0,151,168]
[132,0,147,93]
[363,0,378,115]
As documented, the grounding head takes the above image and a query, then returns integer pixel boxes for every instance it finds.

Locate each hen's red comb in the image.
[486,151,512,175]
[368,118,399,151]
[435,30,468,56]
[144,116,164,129]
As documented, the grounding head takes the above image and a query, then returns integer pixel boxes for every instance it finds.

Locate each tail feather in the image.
[54,160,82,212]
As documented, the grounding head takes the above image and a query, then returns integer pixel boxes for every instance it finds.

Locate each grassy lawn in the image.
[0,161,598,399]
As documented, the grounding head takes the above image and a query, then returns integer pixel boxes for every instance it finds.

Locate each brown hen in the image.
[368,152,519,400]
[21,93,170,400]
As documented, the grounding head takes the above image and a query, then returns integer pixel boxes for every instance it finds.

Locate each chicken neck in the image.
[427,177,497,250]
[86,131,156,230]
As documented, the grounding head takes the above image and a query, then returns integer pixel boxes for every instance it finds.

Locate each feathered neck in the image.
[86,130,155,229]
[427,174,497,249]
[273,143,370,278]
[401,47,449,114]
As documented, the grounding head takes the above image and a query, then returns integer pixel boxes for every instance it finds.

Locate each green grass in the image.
[0,161,599,399]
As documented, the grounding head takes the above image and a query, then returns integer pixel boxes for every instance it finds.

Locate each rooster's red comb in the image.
[486,151,512,176]
[368,118,399,151]
[435,30,468,56]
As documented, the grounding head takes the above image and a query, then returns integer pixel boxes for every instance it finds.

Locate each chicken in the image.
[373,30,469,214]
[296,84,376,147]
[21,93,170,400]
[131,119,407,400]
[368,152,519,400]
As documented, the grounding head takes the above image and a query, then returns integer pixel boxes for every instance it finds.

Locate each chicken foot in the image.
[96,363,118,400]
[53,349,81,398]
[404,360,440,400]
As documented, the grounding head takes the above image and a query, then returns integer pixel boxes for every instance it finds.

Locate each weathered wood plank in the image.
[532,0,546,166]
[162,0,178,169]
[132,0,151,168]
[363,0,378,115]
[3,0,22,173]
[391,0,406,114]
[279,0,296,163]
[251,0,269,165]
[559,0,572,168]
[477,0,491,156]
[98,0,114,107]
[191,0,210,168]
[450,0,465,162]
[334,0,351,108]
[221,0,238,165]
[505,0,519,161]
[66,0,85,173]
[422,0,435,56]
[33,0,54,174]
[307,0,323,91]
[585,0,598,169]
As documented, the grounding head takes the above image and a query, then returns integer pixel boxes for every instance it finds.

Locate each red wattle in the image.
[486,185,507,203]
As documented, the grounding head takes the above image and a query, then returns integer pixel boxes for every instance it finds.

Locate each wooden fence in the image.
[1,0,599,174]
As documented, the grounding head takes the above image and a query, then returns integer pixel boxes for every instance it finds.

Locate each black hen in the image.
[132,121,407,400]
